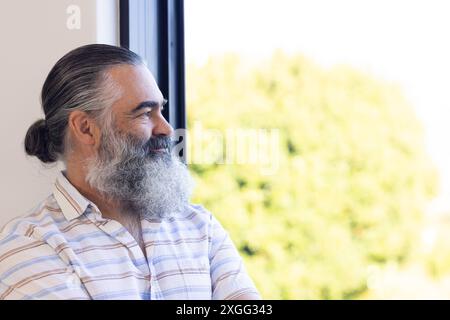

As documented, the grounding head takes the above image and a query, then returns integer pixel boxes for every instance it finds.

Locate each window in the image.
[123,0,450,299]
[120,0,185,130]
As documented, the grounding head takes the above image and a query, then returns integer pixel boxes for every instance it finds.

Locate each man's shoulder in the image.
[0,195,68,283]
[174,203,215,225]
[159,203,215,236]
[0,194,63,250]
[187,203,213,218]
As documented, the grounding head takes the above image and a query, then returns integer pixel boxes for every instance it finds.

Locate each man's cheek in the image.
[133,126,152,143]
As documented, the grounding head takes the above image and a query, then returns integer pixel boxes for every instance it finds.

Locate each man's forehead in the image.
[107,64,164,112]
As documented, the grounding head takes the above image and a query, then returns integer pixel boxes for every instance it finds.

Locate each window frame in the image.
[119,0,186,131]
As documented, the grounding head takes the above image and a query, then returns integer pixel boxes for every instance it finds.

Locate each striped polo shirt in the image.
[0,172,259,300]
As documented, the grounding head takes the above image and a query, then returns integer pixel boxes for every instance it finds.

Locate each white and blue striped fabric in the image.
[0,172,259,300]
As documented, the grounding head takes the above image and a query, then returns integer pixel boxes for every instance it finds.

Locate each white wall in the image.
[0,0,118,225]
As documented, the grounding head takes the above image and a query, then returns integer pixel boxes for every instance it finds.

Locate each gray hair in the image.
[24,44,143,163]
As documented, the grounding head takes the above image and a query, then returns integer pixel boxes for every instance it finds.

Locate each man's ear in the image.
[67,110,101,148]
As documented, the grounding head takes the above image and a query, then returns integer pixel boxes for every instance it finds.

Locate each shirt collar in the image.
[53,171,94,221]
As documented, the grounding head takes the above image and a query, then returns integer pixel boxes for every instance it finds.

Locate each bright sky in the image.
[185,0,450,210]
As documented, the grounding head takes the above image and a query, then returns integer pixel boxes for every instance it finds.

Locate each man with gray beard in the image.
[0,44,260,300]
[86,126,192,224]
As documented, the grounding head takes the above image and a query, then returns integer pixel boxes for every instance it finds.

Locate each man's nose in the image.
[152,113,174,137]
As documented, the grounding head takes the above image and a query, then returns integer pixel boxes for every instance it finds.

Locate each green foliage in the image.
[186,52,437,299]
[423,221,450,279]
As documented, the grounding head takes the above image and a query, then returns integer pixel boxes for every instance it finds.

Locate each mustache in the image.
[141,136,174,153]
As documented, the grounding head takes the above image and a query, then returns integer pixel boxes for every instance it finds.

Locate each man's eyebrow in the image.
[129,99,168,114]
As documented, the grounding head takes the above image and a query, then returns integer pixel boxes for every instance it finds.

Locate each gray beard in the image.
[85,131,193,221]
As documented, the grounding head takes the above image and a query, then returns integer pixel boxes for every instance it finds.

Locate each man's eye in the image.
[140,106,163,118]
[141,110,152,117]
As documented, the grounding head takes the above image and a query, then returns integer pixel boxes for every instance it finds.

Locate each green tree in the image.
[186,52,437,299]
